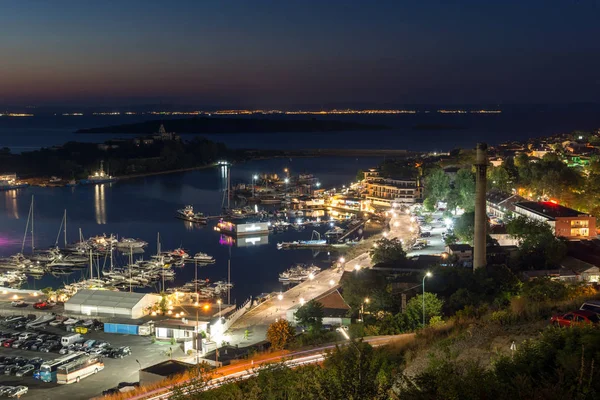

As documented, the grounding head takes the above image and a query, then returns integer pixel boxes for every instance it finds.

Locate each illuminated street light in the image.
[284,178,289,184]
[423,272,432,327]
[316,182,321,188]
[277,292,283,301]
[382,232,388,237]
[308,273,315,280]
[300,297,305,306]
[394,222,400,227]
[409,227,414,232]
[354,264,361,271]
[329,279,335,286]
[339,257,345,263]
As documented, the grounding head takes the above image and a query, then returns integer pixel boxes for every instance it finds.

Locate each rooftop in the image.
[515,201,588,219]
[66,290,149,308]
[140,360,190,377]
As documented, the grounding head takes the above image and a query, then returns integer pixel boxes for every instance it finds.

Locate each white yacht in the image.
[115,238,148,249]
[193,252,215,263]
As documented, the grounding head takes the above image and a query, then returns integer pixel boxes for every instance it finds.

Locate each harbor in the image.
[0,156,382,305]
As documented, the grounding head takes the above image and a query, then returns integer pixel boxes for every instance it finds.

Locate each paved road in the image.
[133,333,414,400]
[228,213,413,346]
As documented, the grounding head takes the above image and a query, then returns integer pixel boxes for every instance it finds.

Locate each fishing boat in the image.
[176,205,208,224]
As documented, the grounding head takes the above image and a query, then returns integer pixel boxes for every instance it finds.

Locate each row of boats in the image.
[278,264,322,284]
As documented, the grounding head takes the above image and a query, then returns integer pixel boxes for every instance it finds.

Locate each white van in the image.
[61,333,83,347]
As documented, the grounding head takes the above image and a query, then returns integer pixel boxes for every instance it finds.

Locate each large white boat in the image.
[79,161,117,185]
[176,205,208,224]
[193,252,215,263]
[115,238,148,249]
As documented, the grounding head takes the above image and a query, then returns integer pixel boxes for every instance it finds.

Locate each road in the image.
[227,212,414,346]
[133,334,413,400]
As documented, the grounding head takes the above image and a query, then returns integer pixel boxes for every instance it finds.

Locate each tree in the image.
[403,293,444,329]
[424,169,450,206]
[356,169,365,182]
[266,319,296,350]
[369,237,407,265]
[506,217,567,269]
[488,165,512,193]
[453,168,475,211]
[454,211,475,244]
[295,300,324,331]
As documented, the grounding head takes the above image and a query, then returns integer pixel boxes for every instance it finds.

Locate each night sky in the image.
[1,0,599,107]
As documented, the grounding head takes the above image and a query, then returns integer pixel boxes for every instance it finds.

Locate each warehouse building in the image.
[64,290,159,319]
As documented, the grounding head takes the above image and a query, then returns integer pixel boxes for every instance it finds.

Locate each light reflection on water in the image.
[94,184,106,224]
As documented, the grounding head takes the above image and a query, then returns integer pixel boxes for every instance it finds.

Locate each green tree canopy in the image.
[403,292,444,329]
[506,216,567,270]
[369,237,407,265]
[295,300,324,331]
[424,168,450,206]
[454,211,475,244]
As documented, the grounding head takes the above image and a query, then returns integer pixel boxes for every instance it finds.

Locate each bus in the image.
[39,352,86,382]
[57,355,104,384]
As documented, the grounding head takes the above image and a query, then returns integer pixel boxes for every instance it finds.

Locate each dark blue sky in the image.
[1,0,599,107]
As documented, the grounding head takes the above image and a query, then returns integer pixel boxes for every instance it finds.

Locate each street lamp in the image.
[354,264,361,271]
[329,279,335,286]
[217,299,222,319]
[300,297,305,306]
[360,298,370,321]
[316,182,321,188]
[309,273,315,280]
[422,272,432,327]
[277,292,283,301]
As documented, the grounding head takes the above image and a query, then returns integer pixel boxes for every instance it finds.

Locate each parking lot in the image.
[406,212,448,257]
[0,315,177,400]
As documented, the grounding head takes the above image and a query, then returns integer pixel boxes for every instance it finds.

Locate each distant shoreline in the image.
[75,116,390,134]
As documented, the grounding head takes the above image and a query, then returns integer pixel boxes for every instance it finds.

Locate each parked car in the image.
[0,386,14,395]
[18,332,35,340]
[419,232,431,238]
[551,310,600,327]
[33,301,54,310]
[3,339,16,348]
[15,365,34,377]
[4,365,19,375]
[10,301,27,308]
[7,385,28,398]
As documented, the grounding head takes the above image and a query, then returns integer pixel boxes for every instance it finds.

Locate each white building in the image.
[65,290,159,319]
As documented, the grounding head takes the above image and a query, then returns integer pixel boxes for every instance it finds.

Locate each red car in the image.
[551,310,600,327]
[3,339,16,348]
[33,301,53,310]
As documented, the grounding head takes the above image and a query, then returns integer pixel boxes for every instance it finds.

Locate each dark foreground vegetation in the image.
[76,117,389,134]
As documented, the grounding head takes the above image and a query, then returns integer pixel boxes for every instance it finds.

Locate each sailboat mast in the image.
[64,209,67,247]
[89,249,93,279]
[129,245,133,293]
[109,235,113,272]
[227,259,231,304]
[21,200,32,254]
[31,195,34,252]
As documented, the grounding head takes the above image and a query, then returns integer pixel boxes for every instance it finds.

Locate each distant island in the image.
[76,117,390,134]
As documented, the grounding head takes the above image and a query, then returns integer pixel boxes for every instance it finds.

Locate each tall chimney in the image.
[473,143,488,269]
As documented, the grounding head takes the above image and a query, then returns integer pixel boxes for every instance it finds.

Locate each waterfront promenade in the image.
[228,213,413,345]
